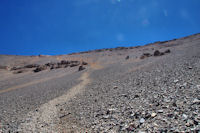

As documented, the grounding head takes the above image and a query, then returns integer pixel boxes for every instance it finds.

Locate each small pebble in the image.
[151,112,157,117]
[174,79,179,83]
[193,98,200,104]
[158,110,164,113]
[182,114,188,120]
[140,118,145,123]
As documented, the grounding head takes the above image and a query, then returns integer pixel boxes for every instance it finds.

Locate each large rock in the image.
[154,50,162,56]
[78,66,85,71]
[125,56,130,60]
[33,66,47,73]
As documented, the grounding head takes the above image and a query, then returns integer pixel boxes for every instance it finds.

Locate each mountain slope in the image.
[0,33,200,132]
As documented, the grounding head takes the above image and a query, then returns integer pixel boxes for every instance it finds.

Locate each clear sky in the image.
[0,0,200,55]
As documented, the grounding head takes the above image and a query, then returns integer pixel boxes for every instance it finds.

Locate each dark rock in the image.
[140,53,152,59]
[13,70,25,74]
[160,52,165,56]
[172,102,177,107]
[45,62,55,67]
[70,61,80,67]
[113,86,118,89]
[134,95,139,98]
[193,120,199,125]
[10,66,22,71]
[143,53,152,57]
[82,61,88,65]
[56,63,66,68]
[33,66,47,72]
[78,66,85,71]
[134,112,141,119]
[60,60,70,65]
[24,64,39,68]
[144,113,151,119]
[59,113,71,119]
[164,49,171,53]
[154,50,162,56]
[70,64,79,67]
[125,56,130,60]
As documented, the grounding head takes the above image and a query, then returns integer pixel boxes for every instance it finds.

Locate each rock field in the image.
[0,33,200,132]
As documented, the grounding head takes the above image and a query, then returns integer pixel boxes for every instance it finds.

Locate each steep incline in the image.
[0,33,200,132]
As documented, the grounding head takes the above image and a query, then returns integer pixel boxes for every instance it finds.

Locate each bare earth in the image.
[0,33,200,132]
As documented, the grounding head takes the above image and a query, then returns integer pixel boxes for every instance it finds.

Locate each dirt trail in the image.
[18,71,90,132]
[18,62,103,133]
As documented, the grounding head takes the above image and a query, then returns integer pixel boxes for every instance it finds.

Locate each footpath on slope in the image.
[17,61,103,133]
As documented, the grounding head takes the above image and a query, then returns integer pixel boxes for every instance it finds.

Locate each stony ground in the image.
[0,33,200,132]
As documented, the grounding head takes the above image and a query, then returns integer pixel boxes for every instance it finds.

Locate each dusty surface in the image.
[0,33,200,132]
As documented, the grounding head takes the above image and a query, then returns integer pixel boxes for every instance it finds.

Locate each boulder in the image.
[78,66,85,71]
[154,50,161,56]
[125,56,129,60]
[33,66,47,73]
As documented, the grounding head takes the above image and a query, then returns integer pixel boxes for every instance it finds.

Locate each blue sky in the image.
[0,0,200,55]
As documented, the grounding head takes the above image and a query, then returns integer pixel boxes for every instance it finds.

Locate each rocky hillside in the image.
[0,33,200,132]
